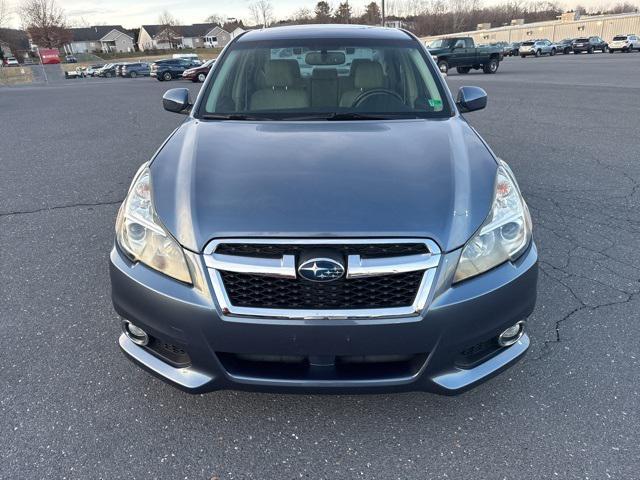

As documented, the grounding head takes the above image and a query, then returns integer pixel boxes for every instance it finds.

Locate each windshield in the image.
[199,38,449,120]
[428,39,453,49]
[575,38,588,42]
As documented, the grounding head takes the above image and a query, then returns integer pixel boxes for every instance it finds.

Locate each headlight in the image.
[454,162,532,283]
[115,165,192,284]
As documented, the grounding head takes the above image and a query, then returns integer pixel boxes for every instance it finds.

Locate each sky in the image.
[4,0,638,29]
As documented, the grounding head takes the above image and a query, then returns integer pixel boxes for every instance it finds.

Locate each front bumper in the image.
[110,242,538,394]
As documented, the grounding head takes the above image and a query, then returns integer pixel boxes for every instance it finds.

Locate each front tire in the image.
[456,66,471,74]
[550,48,556,56]
[588,47,593,54]
[163,72,172,81]
[602,46,608,53]
[437,59,448,74]
[197,72,207,82]
[535,49,541,57]
[483,58,499,74]
[130,71,137,78]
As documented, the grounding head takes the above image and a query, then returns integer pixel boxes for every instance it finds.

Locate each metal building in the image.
[421,12,640,44]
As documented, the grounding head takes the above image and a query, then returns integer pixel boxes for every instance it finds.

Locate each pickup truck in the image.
[427,37,503,74]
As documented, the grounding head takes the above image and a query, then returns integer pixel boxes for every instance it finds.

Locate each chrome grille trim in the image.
[203,238,441,320]
[346,253,439,278]
[205,253,297,279]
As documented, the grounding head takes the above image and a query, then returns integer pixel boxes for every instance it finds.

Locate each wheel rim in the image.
[131,72,136,78]
[198,73,206,82]
[491,61,497,71]
[164,73,171,81]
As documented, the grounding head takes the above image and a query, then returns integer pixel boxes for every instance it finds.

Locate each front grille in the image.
[220,270,424,309]
[215,242,429,259]
[217,352,428,381]
[206,239,440,318]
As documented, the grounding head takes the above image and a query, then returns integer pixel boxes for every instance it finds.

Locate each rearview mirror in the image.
[456,86,487,113]
[163,88,192,114]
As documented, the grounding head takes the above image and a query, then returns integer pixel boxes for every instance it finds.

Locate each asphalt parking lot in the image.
[1,52,639,479]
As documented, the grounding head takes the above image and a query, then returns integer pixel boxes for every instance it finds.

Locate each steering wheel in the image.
[351,88,403,108]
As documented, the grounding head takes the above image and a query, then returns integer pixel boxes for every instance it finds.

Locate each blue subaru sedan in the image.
[110,25,537,394]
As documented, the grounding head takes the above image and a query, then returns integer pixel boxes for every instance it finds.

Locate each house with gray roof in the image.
[63,26,134,54]
[138,24,231,51]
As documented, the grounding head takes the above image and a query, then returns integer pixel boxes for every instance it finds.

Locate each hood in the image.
[426,47,450,56]
[150,117,497,253]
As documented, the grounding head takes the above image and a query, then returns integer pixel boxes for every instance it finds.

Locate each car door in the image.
[463,38,476,64]
[451,39,466,67]
[544,40,553,54]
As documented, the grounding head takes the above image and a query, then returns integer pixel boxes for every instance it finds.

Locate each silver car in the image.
[519,39,556,57]
[609,34,640,53]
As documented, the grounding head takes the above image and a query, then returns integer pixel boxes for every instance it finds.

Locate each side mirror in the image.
[163,88,192,114]
[456,86,487,113]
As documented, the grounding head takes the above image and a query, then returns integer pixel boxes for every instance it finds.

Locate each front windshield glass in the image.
[199,38,449,119]
[428,39,453,49]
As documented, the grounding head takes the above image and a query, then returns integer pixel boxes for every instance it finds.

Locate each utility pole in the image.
[381,0,385,26]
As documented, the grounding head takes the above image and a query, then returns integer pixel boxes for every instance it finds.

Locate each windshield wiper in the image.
[282,112,400,121]
[325,112,390,121]
[200,113,275,121]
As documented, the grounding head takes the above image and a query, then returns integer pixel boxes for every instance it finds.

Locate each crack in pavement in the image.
[533,264,639,361]
[0,199,123,218]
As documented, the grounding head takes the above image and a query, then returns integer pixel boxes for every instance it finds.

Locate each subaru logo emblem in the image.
[298,258,345,283]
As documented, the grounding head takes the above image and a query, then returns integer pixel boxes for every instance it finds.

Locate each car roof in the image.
[237,24,412,43]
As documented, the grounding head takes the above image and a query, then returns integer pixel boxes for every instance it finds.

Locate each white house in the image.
[202,26,232,48]
[64,26,134,54]
[138,24,231,51]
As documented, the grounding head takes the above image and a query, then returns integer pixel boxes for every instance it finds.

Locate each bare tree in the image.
[248,0,274,27]
[204,13,224,26]
[292,7,313,24]
[158,10,179,27]
[21,0,71,48]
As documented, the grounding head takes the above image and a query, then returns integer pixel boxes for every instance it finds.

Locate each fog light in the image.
[124,321,149,346]
[498,321,525,347]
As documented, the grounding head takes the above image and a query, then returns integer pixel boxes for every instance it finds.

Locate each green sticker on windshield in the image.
[428,99,443,109]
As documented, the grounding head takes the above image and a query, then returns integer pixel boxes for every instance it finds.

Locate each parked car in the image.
[519,39,556,57]
[64,67,87,79]
[554,39,574,54]
[507,42,521,56]
[151,58,201,81]
[121,62,150,78]
[65,55,77,63]
[491,41,512,56]
[608,34,640,52]
[427,37,502,74]
[97,64,117,77]
[3,56,19,66]
[182,59,215,82]
[85,64,105,76]
[572,36,608,54]
[111,25,537,395]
